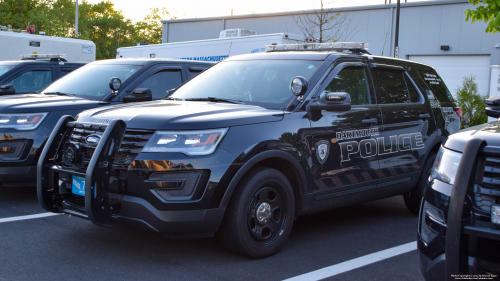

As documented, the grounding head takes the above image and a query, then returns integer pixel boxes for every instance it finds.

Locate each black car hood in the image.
[0,94,99,113]
[76,101,284,130]
[444,121,500,152]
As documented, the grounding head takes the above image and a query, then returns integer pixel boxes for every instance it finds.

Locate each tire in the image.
[404,152,437,214]
[218,167,295,258]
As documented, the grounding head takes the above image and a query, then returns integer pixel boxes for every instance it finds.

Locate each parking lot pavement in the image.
[0,186,423,281]
[0,185,42,218]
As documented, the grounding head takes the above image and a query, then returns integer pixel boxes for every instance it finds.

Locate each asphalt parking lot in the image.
[0,185,423,281]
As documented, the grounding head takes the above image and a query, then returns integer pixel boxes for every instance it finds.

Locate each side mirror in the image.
[290,76,308,96]
[0,84,15,95]
[123,88,152,103]
[485,96,500,118]
[307,92,352,121]
[109,77,121,95]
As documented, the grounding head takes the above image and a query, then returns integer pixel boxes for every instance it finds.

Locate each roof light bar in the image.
[265,42,369,52]
[21,54,66,60]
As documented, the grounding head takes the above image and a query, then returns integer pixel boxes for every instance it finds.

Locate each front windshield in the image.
[41,64,141,100]
[0,64,16,76]
[170,60,321,109]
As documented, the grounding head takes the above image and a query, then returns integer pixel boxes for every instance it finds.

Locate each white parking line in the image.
[283,241,417,281]
[0,213,60,224]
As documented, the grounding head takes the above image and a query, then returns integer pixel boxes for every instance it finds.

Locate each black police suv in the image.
[0,55,85,96]
[418,97,500,280]
[0,58,212,186]
[38,43,461,258]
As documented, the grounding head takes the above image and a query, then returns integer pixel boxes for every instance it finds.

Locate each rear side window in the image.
[187,66,209,79]
[136,70,183,100]
[372,68,411,104]
[403,75,420,103]
[324,66,370,105]
[416,67,454,102]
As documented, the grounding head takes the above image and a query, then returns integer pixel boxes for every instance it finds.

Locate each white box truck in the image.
[0,31,96,62]
[116,33,304,62]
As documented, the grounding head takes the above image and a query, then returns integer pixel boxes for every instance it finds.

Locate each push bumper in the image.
[418,251,479,281]
[38,116,227,236]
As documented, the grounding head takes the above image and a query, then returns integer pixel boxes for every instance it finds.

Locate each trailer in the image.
[0,31,95,62]
[116,32,304,61]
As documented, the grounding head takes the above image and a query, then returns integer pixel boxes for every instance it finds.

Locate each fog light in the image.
[491,205,500,225]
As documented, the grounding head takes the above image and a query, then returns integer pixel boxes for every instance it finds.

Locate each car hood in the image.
[444,121,500,152]
[0,94,100,113]
[76,101,284,130]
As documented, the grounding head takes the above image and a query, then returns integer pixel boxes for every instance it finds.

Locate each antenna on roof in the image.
[382,33,388,56]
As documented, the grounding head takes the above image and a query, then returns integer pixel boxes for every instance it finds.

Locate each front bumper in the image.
[0,124,53,185]
[38,117,236,236]
[114,196,225,236]
[418,179,500,280]
[419,252,480,281]
[0,166,36,186]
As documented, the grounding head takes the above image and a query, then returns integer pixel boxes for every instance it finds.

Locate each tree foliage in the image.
[134,8,176,45]
[455,75,488,128]
[292,0,358,42]
[0,0,174,60]
[465,0,500,33]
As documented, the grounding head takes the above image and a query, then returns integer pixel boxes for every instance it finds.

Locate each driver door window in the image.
[136,70,182,100]
[6,69,52,94]
[324,66,370,105]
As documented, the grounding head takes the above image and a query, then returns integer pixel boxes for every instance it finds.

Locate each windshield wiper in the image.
[43,92,76,97]
[164,97,182,101]
[184,97,246,104]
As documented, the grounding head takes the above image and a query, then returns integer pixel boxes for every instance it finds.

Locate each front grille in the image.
[475,157,500,214]
[66,123,154,167]
[65,194,85,208]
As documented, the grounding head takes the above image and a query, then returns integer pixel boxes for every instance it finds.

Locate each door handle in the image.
[419,113,431,119]
[362,118,377,125]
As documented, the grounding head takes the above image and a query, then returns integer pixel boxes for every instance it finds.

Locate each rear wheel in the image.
[404,152,437,214]
[218,167,295,258]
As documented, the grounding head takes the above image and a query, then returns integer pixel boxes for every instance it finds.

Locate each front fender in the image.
[219,149,308,209]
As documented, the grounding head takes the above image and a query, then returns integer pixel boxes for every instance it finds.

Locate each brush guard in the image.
[37,116,126,227]
[445,138,500,280]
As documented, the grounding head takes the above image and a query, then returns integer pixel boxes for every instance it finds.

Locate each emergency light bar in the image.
[265,42,369,52]
[21,54,66,60]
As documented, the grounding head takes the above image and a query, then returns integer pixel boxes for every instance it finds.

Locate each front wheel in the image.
[404,152,437,214]
[218,167,295,258]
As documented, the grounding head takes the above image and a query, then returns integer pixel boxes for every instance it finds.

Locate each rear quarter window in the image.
[412,65,455,105]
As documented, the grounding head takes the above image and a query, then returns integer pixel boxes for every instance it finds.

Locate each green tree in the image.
[0,0,38,30]
[133,7,176,45]
[466,0,500,33]
[77,1,136,59]
[28,0,76,37]
[456,75,488,128]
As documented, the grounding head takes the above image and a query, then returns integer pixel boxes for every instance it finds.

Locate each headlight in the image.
[430,147,462,185]
[0,113,48,130]
[142,128,228,155]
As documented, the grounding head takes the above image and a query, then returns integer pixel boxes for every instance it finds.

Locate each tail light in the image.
[454,107,462,123]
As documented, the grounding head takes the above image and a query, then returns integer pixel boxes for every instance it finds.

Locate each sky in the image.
[84,0,434,22]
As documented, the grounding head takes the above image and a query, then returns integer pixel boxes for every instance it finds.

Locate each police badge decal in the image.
[315,140,330,164]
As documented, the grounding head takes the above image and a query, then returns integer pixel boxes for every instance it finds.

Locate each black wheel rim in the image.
[247,185,286,244]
